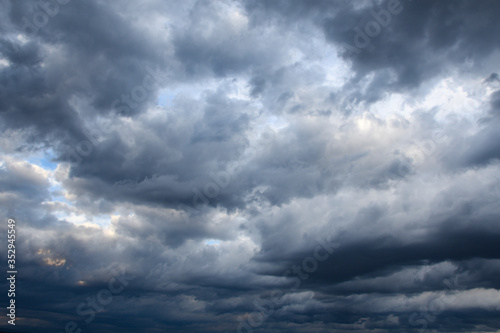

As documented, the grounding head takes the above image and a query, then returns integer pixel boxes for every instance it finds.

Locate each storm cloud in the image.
[1,0,500,332]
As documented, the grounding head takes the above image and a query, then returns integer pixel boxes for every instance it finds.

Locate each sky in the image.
[1,0,500,332]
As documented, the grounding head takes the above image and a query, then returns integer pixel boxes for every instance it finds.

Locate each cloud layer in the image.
[1,0,500,332]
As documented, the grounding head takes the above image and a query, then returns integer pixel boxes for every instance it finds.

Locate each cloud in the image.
[1,0,500,332]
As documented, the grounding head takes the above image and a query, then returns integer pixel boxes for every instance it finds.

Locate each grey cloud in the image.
[1,0,500,332]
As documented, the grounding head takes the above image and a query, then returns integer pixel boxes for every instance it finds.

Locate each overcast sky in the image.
[1,0,500,332]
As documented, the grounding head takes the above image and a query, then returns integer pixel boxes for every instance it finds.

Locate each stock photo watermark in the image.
[111,65,169,116]
[62,64,170,166]
[15,0,172,168]
[394,126,448,179]
[237,236,339,333]
[408,275,464,332]
[51,268,134,333]
[178,127,276,224]
[6,218,17,326]
[341,0,409,58]
[21,0,71,40]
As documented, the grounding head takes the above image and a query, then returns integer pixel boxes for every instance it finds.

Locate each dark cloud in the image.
[1,0,500,332]
[282,0,500,107]
[460,86,500,167]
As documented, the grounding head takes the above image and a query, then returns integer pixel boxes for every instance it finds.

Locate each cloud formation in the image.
[1,0,500,332]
